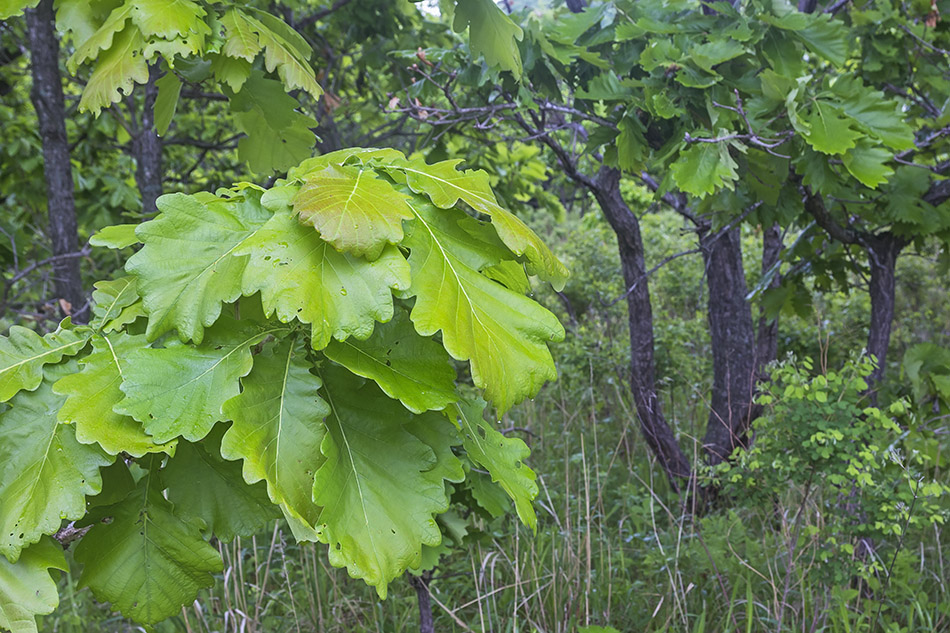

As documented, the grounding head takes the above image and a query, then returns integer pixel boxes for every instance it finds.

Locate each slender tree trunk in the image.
[134,63,163,216]
[700,225,758,465]
[592,167,692,488]
[408,572,434,633]
[864,233,904,395]
[756,223,782,377]
[26,0,87,323]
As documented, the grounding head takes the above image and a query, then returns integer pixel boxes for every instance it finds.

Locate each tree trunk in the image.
[700,225,758,465]
[26,0,87,323]
[408,572,434,633]
[755,223,782,377]
[865,233,904,395]
[134,63,163,216]
[592,167,692,488]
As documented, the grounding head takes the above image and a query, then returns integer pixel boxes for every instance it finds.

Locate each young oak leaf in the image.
[404,200,563,413]
[452,398,538,530]
[75,469,223,625]
[388,157,569,290]
[0,372,111,562]
[126,191,271,344]
[312,368,453,598]
[293,164,414,259]
[221,337,329,536]
[236,203,409,350]
[78,26,149,116]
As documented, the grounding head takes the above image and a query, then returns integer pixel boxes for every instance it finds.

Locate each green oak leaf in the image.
[164,428,279,542]
[0,374,111,562]
[312,368,453,598]
[245,9,323,100]
[842,139,894,189]
[324,309,458,414]
[154,70,181,136]
[221,8,322,99]
[75,468,223,625]
[89,223,139,249]
[221,337,328,535]
[126,190,271,343]
[294,164,414,259]
[0,324,88,402]
[90,276,140,331]
[802,101,862,155]
[466,468,511,517]
[0,537,67,633]
[66,1,133,72]
[129,0,209,41]
[288,147,407,181]
[209,53,251,92]
[53,333,174,457]
[453,398,538,530]
[388,156,569,290]
[79,26,149,115]
[229,72,317,174]
[833,79,915,151]
[236,203,409,350]
[670,141,739,197]
[114,320,278,443]
[453,0,524,77]
[404,200,563,413]
[220,8,262,61]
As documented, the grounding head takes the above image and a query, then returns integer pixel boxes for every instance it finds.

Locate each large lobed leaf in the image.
[0,538,67,633]
[53,333,175,457]
[0,372,111,562]
[312,368,458,597]
[0,324,88,403]
[404,200,563,413]
[294,164,414,259]
[453,399,538,530]
[126,191,270,343]
[324,309,458,414]
[75,467,223,625]
[114,320,279,443]
[237,198,409,350]
[388,157,569,289]
[221,337,328,536]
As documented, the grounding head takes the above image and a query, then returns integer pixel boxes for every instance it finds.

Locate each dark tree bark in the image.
[26,0,88,323]
[755,223,783,377]
[565,0,586,12]
[592,168,692,488]
[700,225,758,465]
[133,63,163,216]
[864,232,905,393]
[408,572,434,633]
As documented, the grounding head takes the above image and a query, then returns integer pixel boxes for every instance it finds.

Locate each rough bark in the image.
[26,0,87,323]
[134,64,163,216]
[755,223,782,377]
[592,167,692,487]
[700,225,758,465]
[864,233,904,394]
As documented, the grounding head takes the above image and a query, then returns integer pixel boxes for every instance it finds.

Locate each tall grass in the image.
[44,363,950,632]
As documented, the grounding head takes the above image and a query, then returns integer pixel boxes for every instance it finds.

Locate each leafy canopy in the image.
[0,149,564,628]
